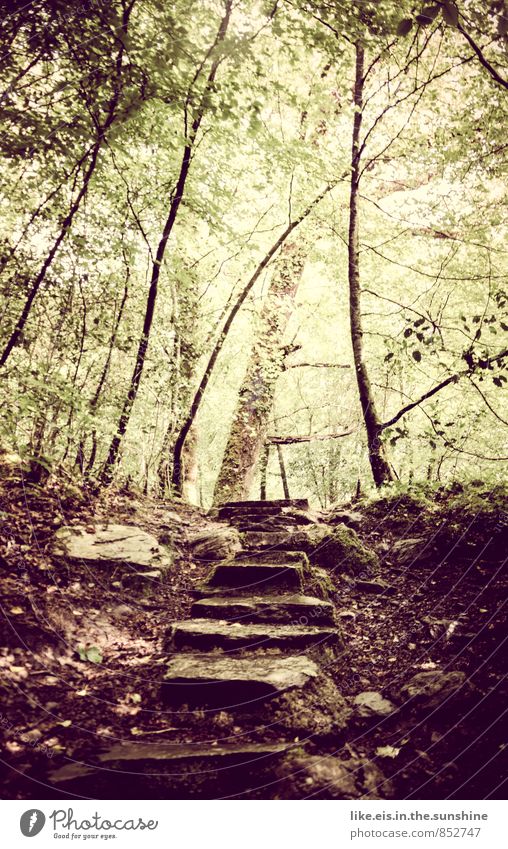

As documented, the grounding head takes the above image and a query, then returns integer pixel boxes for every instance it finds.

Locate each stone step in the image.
[162,653,319,706]
[220,499,309,514]
[191,593,335,626]
[205,561,303,592]
[241,530,292,549]
[48,742,292,799]
[234,549,308,566]
[168,618,338,652]
[232,517,302,532]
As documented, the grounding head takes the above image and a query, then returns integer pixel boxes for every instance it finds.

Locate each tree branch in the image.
[284,361,350,370]
[381,348,508,430]
[267,430,356,444]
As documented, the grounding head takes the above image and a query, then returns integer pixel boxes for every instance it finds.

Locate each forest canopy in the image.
[1,0,507,507]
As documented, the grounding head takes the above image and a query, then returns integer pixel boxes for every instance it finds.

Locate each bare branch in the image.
[381,348,508,430]
[268,429,356,444]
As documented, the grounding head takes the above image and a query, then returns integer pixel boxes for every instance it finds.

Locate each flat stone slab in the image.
[232,516,303,531]
[220,499,309,513]
[101,741,288,767]
[163,653,319,706]
[241,531,292,549]
[234,550,308,566]
[191,594,335,626]
[354,691,396,718]
[168,618,338,652]
[53,523,171,570]
[48,743,291,799]
[355,578,395,595]
[206,562,303,591]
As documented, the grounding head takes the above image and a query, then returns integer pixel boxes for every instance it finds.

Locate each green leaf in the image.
[397,18,414,36]
[77,645,103,663]
[86,646,103,663]
[417,5,439,26]
[421,4,441,21]
[441,1,459,27]
[412,350,422,362]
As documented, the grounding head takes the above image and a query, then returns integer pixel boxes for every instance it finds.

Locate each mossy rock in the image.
[284,524,378,576]
[360,488,434,532]
[430,484,508,567]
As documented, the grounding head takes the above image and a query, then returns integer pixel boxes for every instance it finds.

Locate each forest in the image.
[0,0,507,803]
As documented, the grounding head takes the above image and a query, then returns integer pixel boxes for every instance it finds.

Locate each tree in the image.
[100,0,235,483]
[213,240,307,503]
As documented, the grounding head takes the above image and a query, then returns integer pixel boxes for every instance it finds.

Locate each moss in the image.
[305,565,335,599]
[287,524,378,576]
[360,487,434,532]
[431,483,508,567]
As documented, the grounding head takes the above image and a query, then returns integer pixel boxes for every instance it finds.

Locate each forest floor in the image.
[0,468,506,799]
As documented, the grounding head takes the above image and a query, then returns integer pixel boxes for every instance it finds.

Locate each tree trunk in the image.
[100,1,233,485]
[213,241,306,504]
[0,1,135,367]
[170,183,333,495]
[181,422,199,504]
[259,442,269,500]
[348,43,395,488]
[276,443,290,498]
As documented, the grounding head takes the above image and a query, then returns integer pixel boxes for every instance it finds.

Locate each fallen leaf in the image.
[376,745,401,758]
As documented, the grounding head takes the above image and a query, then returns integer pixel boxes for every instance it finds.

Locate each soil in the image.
[0,473,506,799]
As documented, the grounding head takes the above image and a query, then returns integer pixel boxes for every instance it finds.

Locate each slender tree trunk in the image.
[0,1,135,367]
[276,443,290,499]
[213,241,306,504]
[348,43,395,487]
[100,1,233,485]
[181,422,199,504]
[76,273,129,474]
[171,183,333,494]
[259,442,269,500]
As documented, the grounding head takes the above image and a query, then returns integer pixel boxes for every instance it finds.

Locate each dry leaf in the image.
[376,745,401,758]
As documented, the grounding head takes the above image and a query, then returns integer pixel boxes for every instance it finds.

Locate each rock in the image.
[391,537,427,565]
[53,523,172,571]
[355,578,395,595]
[49,742,289,799]
[326,509,364,530]
[168,618,339,652]
[234,549,309,566]
[268,669,351,738]
[396,670,469,711]
[241,530,292,549]
[121,570,163,592]
[163,653,319,706]
[354,691,396,718]
[281,524,379,575]
[192,593,335,625]
[336,608,357,621]
[280,507,320,525]
[189,526,242,561]
[219,499,309,518]
[276,755,391,799]
[305,565,335,599]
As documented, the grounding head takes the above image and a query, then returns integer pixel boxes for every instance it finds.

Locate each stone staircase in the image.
[49,499,356,799]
